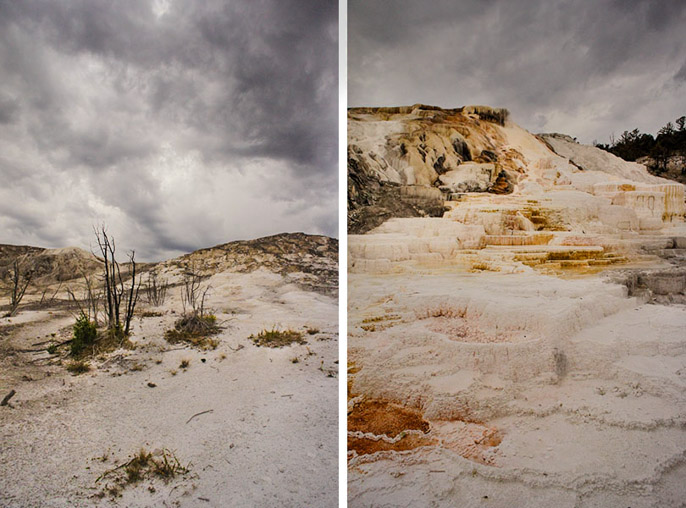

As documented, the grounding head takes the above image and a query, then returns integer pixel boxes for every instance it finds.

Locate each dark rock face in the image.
[348,146,446,234]
[480,150,497,162]
[433,154,447,174]
[452,137,471,161]
[488,170,515,195]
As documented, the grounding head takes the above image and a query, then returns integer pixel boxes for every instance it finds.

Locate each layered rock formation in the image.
[348,105,685,274]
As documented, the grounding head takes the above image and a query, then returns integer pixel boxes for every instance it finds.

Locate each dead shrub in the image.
[164,313,221,349]
[96,448,189,496]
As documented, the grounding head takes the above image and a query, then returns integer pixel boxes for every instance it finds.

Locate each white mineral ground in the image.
[347,106,686,507]
[0,262,338,507]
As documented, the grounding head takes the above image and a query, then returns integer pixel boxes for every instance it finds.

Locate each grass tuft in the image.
[164,313,221,349]
[66,359,91,375]
[96,448,189,497]
[249,328,306,348]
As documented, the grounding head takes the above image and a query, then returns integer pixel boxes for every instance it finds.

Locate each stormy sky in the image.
[0,0,337,261]
[349,0,686,145]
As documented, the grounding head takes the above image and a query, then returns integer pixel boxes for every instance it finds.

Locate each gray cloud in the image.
[0,0,338,260]
[349,0,686,145]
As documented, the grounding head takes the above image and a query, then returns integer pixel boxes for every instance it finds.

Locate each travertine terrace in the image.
[348,105,686,507]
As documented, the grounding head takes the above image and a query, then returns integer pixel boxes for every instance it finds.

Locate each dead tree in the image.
[145,271,168,306]
[181,268,211,317]
[66,273,102,325]
[94,227,142,335]
[6,258,33,317]
[39,282,63,306]
[122,251,141,335]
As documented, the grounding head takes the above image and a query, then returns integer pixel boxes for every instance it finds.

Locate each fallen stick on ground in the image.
[186,409,214,424]
[1,390,17,406]
[31,339,55,347]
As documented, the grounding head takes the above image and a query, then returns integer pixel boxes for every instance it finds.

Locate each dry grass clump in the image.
[416,304,467,320]
[164,313,221,349]
[359,314,402,332]
[139,310,163,318]
[249,328,306,348]
[361,314,400,324]
[96,448,189,497]
[66,359,91,375]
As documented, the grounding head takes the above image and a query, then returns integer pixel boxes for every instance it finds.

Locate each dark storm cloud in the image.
[349,0,686,144]
[0,0,337,260]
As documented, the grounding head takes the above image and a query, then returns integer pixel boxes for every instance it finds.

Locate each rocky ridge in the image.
[0,233,338,301]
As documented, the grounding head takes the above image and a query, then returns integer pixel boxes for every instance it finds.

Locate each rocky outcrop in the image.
[0,245,102,284]
[348,144,446,234]
[348,105,686,274]
[171,232,338,296]
[348,105,522,232]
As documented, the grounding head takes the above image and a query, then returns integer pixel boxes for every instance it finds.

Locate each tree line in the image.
[594,115,686,175]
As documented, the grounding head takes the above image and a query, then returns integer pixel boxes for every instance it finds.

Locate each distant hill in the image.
[0,245,102,285]
[0,232,338,296]
[169,232,338,296]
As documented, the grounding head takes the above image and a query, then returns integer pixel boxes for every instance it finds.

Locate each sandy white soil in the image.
[0,269,338,507]
[348,270,686,508]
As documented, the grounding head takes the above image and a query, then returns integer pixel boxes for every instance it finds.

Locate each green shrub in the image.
[71,313,97,356]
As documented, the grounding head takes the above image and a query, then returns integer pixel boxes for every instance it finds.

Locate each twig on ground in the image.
[1,389,16,406]
[31,339,55,347]
[185,409,214,424]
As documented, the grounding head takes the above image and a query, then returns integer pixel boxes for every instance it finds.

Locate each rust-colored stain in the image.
[348,399,430,438]
[445,426,501,465]
[348,434,437,455]
[348,397,504,466]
